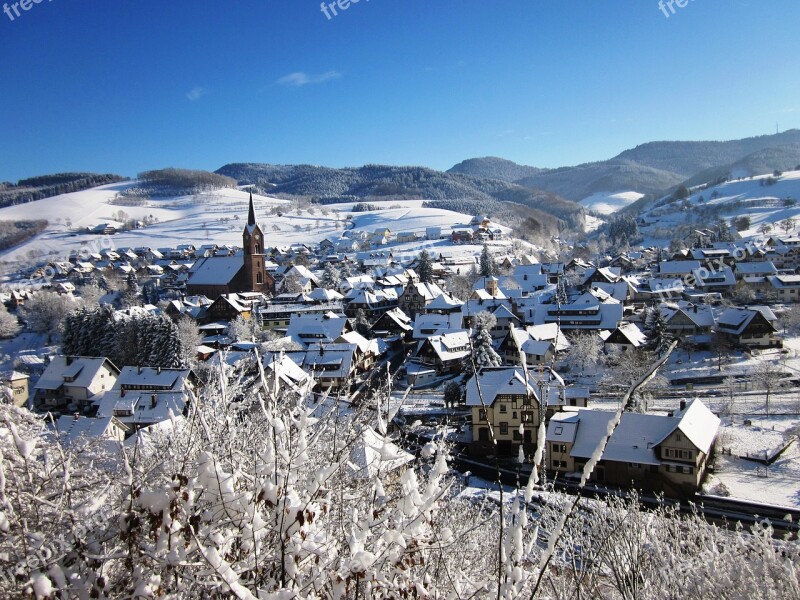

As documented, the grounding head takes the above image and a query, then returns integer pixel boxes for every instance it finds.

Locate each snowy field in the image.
[0,182,514,273]
[580,191,644,216]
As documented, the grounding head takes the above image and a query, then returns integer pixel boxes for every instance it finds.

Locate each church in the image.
[185,194,275,298]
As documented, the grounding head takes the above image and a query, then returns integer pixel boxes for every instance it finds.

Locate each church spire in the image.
[247,192,257,226]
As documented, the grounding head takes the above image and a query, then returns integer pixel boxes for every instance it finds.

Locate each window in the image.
[676,433,682,442]
[478,409,487,421]
[499,404,507,413]
[554,426,563,435]
[552,459,560,468]
[499,422,509,435]
[664,449,672,458]
[513,431,522,441]
[552,443,567,454]
[512,412,517,419]
[629,463,641,469]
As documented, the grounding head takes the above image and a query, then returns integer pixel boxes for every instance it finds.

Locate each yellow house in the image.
[466,367,542,458]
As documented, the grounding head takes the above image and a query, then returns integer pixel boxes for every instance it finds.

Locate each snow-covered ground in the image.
[580,191,644,216]
[638,170,800,247]
[0,183,512,272]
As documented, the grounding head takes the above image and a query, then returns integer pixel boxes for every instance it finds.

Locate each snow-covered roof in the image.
[664,399,720,454]
[114,367,192,392]
[35,356,118,392]
[96,390,187,426]
[51,415,126,446]
[187,255,243,286]
[550,400,721,466]
[656,260,701,276]
[412,313,464,339]
[465,367,539,407]
[425,292,464,311]
[286,313,350,347]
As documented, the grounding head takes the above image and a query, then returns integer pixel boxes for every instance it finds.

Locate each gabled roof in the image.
[717,306,777,335]
[605,322,647,347]
[659,399,720,454]
[465,367,539,407]
[114,367,192,391]
[187,255,243,286]
[286,313,350,346]
[35,356,118,391]
[418,331,470,362]
[426,292,464,311]
[52,415,126,446]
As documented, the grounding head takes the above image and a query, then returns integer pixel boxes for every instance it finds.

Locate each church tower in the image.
[242,193,268,293]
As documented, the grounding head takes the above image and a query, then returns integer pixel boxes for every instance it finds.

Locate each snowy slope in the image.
[637,170,800,245]
[0,183,511,267]
[579,191,644,215]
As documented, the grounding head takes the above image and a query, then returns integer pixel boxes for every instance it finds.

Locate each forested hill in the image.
[0,172,127,208]
[216,162,585,232]
[450,130,800,202]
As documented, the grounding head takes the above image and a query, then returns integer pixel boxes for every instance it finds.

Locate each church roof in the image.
[187,256,243,286]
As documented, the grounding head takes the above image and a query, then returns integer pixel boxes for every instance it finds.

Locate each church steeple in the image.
[242,191,269,293]
[247,192,257,227]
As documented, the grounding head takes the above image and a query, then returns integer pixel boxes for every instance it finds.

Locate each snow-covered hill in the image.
[637,170,800,245]
[0,183,513,268]
[579,191,644,215]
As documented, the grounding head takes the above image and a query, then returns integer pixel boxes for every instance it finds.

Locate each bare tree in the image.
[175,317,202,366]
[19,291,77,343]
[752,359,784,416]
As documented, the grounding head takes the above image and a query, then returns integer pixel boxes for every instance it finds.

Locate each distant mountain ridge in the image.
[215,162,585,234]
[449,130,800,202]
[447,157,545,182]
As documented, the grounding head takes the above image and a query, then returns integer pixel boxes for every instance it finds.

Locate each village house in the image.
[34,356,119,412]
[497,326,555,366]
[398,281,445,317]
[1,370,30,407]
[286,313,351,348]
[716,306,780,348]
[51,414,129,448]
[412,331,471,375]
[370,307,414,339]
[95,366,196,430]
[547,399,720,496]
[767,274,800,302]
[466,367,541,457]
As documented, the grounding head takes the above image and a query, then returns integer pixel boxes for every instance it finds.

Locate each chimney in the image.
[679,400,687,412]
[157,366,161,374]
[137,365,142,374]
[151,394,157,409]
[66,356,73,366]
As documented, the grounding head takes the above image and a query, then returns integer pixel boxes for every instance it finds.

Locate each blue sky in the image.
[1,0,799,181]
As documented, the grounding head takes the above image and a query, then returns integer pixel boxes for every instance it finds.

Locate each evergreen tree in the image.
[646,307,673,357]
[465,311,501,381]
[479,244,496,278]
[417,250,433,284]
